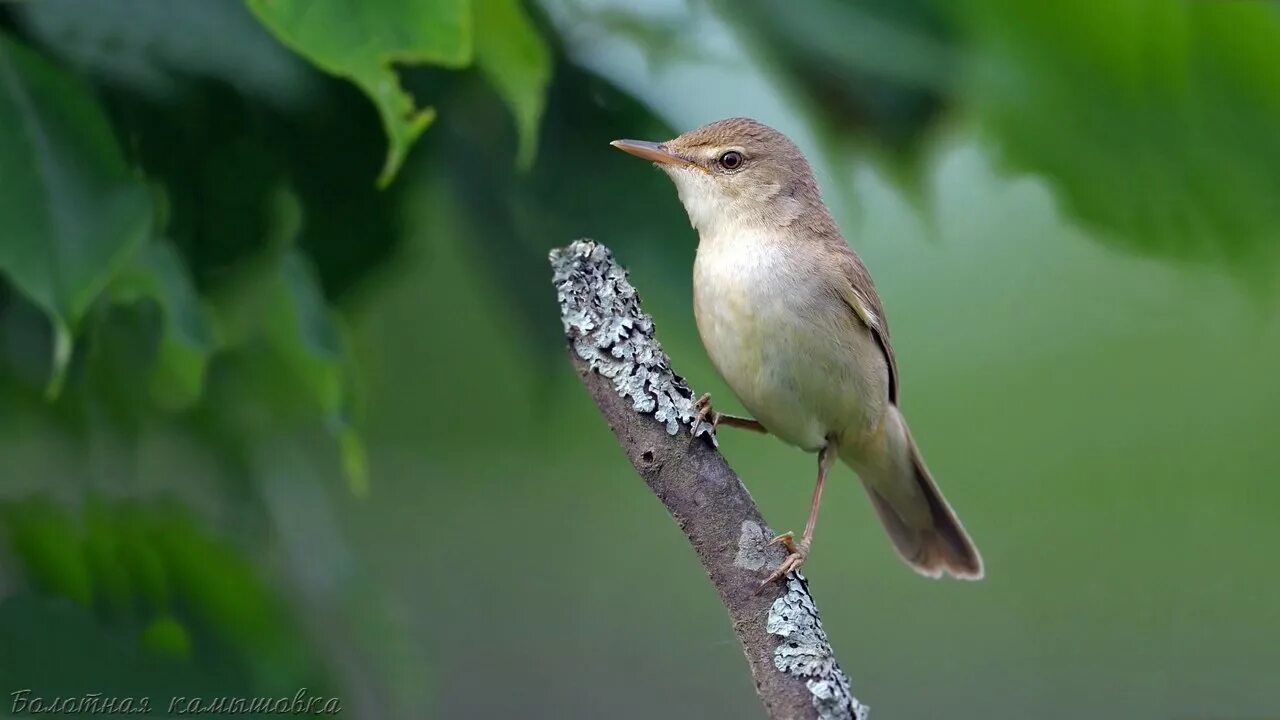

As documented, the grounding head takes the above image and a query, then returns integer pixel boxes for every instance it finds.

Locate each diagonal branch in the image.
[550,239,868,720]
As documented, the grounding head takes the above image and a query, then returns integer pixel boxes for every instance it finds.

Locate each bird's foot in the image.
[691,393,767,436]
[690,393,720,436]
[757,532,810,592]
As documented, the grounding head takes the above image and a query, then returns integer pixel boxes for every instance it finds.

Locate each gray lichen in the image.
[768,574,868,720]
[735,520,783,571]
[550,240,714,442]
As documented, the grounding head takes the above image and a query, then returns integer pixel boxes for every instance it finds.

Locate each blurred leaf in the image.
[151,503,310,687]
[4,500,94,608]
[963,0,1280,268]
[0,593,256,704]
[724,0,956,151]
[378,60,691,426]
[14,0,315,109]
[271,251,344,413]
[552,4,715,74]
[115,504,171,614]
[141,615,192,660]
[85,501,135,618]
[270,251,368,496]
[18,0,406,294]
[0,34,153,396]
[83,301,163,428]
[474,0,552,169]
[415,61,683,367]
[110,242,216,411]
[269,84,406,298]
[96,76,400,300]
[247,0,473,187]
[0,279,55,390]
[339,425,370,498]
[1,497,321,693]
[208,246,366,492]
[104,83,288,292]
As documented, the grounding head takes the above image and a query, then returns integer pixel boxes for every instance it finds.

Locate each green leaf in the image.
[151,504,311,683]
[474,0,552,169]
[0,35,153,396]
[24,2,410,298]
[4,500,94,608]
[140,615,192,660]
[270,250,345,413]
[109,242,217,411]
[246,0,473,187]
[0,280,56,391]
[338,425,370,498]
[964,0,1280,268]
[115,504,171,614]
[209,246,368,493]
[84,501,147,620]
[14,0,315,110]
[272,251,369,494]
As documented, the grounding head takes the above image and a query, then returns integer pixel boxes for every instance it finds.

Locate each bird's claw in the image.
[690,393,719,436]
[757,532,809,593]
[767,531,798,554]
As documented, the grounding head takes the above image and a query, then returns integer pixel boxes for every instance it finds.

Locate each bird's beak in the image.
[610,139,694,169]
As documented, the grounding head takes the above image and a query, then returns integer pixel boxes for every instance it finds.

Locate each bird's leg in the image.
[691,393,767,436]
[758,438,839,591]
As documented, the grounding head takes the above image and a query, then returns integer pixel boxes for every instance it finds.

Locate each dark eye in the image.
[718,151,744,170]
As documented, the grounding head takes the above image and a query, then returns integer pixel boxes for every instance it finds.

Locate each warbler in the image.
[611,118,983,587]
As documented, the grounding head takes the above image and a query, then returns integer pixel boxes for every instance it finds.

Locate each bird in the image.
[610,117,982,589]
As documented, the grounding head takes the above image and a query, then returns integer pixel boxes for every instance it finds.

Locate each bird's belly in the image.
[693,249,884,452]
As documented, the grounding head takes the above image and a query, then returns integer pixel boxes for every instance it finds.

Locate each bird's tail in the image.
[843,406,983,580]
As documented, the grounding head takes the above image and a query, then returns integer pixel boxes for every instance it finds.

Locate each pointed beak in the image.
[610,139,694,168]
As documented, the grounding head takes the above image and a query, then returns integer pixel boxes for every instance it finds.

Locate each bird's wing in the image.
[834,250,900,404]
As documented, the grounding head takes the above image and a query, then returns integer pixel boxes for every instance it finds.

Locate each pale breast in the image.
[692,231,887,451]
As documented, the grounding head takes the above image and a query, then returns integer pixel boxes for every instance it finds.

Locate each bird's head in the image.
[611,117,820,234]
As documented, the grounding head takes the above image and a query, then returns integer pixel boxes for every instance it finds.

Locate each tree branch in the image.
[549,240,868,720]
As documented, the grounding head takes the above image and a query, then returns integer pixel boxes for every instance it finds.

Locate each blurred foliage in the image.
[0,34,153,396]
[248,0,550,185]
[961,0,1280,270]
[700,0,1280,271]
[724,0,955,151]
[402,56,681,378]
[3,498,308,675]
[1,0,1278,717]
[0,497,318,701]
[246,0,472,187]
[107,242,215,412]
[0,0,557,710]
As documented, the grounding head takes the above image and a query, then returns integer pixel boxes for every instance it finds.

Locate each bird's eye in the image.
[718,151,744,171]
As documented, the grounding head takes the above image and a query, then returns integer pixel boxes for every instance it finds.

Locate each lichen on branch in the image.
[550,239,866,720]
[770,575,867,720]
[550,239,714,441]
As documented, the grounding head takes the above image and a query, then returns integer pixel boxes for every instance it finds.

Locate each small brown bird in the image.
[611,118,982,587]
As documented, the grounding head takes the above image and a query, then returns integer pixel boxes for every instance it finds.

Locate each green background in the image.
[1,1,1278,718]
